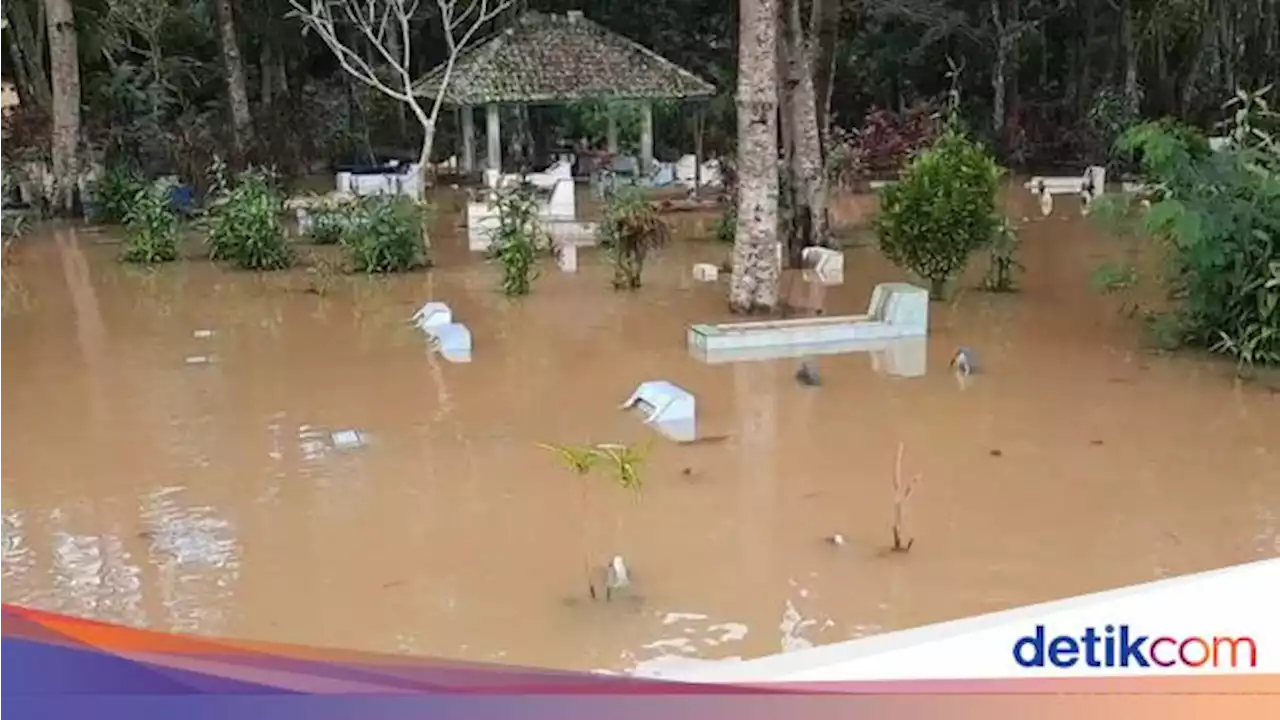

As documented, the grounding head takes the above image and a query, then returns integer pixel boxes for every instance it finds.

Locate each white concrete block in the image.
[801,246,844,285]
[412,301,453,330]
[556,243,578,273]
[621,380,697,443]
[428,322,472,363]
[688,282,929,355]
[692,263,719,282]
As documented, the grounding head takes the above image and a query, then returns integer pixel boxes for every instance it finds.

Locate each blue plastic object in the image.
[168,184,196,213]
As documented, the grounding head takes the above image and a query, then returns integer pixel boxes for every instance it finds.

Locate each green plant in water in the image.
[121,179,181,264]
[1091,87,1280,370]
[207,162,294,270]
[340,195,430,273]
[597,186,670,290]
[489,185,546,296]
[90,163,147,224]
[306,202,349,245]
[539,440,649,600]
[981,217,1022,292]
[874,125,1004,299]
[713,202,736,244]
[1091,262,1139,293]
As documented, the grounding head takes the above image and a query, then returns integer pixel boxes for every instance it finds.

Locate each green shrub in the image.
[206,164,293,271]
[91,164,147,224]
[713,202,736,244]
[121,179,181,264]
[1095,89,1280,368]
[489,185,547,296]
[597,186,669,290]
[874,127,1004,299]
[306,202,349,245]
[340,195,430,273]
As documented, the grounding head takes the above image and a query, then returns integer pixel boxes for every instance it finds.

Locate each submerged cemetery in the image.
[3,2,1279,674]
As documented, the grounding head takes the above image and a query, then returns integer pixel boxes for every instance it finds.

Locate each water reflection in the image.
[141,488,241,635]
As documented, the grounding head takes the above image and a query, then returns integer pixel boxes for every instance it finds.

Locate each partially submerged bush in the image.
[489,185,546,296]
[981,218,1022,293]
[598,187,669,290]
[340,195,430,273]
[121,179,181,264]
[206,161,293,271]
[90,163,146,224]
[306,203,349,245]
[875,127,1004,298]
[1094,88,1280,368]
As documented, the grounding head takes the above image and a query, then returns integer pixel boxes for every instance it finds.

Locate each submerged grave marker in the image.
[411,301,472,363]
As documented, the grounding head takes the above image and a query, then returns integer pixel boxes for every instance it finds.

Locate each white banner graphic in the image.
[639,559,1280,682]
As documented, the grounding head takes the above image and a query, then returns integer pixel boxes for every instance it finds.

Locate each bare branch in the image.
[288,0,512,184]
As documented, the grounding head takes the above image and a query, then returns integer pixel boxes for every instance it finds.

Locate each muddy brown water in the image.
[2,188,1277,672]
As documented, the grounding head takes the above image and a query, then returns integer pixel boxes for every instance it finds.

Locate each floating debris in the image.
[795,360,821,387]
[184,355,212,365]
[606,555,630,591]
[330,430,365,450]
[950,347,980,376]
[192,329,214,338]
[825,533,846,547]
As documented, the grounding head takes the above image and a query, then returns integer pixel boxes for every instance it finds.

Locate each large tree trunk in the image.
[1121,0,1139,115]
[730,0,781,314]
[810,0,839,147]
[785,0,829,261]
[213,0,254,162]
[6,0,52,112]
[44,0,80,214]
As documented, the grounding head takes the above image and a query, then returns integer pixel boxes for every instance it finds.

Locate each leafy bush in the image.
[206,161,293,271]
[1095,89,1280,368]
[121,179,181,264]
[89,163,147,224]
[340,195,430,273]
[827,102,941,186]
[713,202,736,244]
[306,203,349,245]
[598,186,669,290]
[874,126,1004,298]
[489,186,547,296]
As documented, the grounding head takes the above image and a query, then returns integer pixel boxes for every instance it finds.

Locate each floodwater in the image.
[2,187,1277,672]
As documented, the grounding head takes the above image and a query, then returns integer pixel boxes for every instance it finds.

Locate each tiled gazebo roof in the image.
[413,11,716,105]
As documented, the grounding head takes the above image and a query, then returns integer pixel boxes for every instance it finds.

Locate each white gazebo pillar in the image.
[485,103,501,173]
[639,99,654,174]
[460,106,476,173]
[606,112,619,155]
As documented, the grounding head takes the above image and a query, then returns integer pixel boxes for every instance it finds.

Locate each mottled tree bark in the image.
[214,0,254,162]
[785,0,829,261]
[43,0,80,213]
[730,0,781,314]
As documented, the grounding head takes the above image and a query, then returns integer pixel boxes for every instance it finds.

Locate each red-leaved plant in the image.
[826,100,942,188]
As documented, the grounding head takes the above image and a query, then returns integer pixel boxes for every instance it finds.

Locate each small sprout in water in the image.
[539,441,650,601]
[891,442,921,553]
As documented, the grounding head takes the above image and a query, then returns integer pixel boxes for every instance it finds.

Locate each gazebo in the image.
[413,10,716,177]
